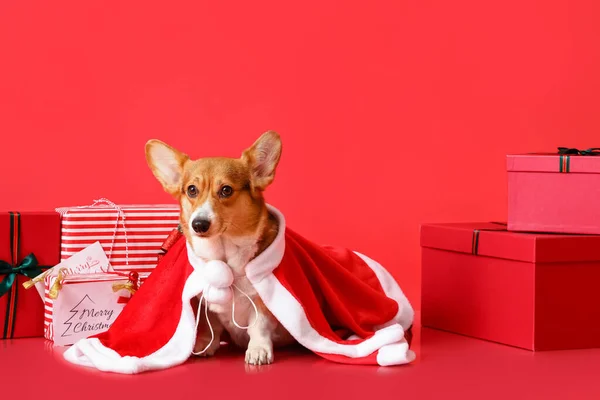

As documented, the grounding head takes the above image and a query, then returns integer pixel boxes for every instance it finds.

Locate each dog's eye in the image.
[219,185,233,198]
[187,185,198,198]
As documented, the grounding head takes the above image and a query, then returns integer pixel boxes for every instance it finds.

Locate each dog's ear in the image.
[242,131,282,190]
[145,140,189,196]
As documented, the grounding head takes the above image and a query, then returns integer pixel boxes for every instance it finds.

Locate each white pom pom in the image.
[204,286,233,304]
[203,260,234,288]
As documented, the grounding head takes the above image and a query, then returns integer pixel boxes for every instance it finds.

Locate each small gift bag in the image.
[26,240,149,345]
[44,270,148,346]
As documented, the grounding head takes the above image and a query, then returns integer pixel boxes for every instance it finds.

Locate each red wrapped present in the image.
[56,199,180,272]
[0,212,60,339]
[507,148,600,235]
[421,222,600,351]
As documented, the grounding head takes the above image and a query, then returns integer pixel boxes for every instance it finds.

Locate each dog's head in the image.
[145,131,282,240]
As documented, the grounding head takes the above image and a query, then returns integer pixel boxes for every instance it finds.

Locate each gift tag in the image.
[60,241,113,275]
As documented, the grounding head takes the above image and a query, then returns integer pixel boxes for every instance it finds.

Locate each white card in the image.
[32,242,113,299]
[59,241,112,275]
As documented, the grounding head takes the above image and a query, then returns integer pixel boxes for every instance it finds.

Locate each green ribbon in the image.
[558,147,600,156]
[0,253,44,297]
[2,212,51,338]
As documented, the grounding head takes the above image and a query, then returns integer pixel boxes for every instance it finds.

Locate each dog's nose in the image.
[191,218,211,234]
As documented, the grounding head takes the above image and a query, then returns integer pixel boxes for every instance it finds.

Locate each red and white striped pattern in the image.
[57,204,180,272]
[44,273,56,341]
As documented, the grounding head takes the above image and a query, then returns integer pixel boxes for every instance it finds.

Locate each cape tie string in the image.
[192,284,258,355]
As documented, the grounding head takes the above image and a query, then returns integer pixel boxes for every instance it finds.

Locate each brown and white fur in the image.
[145,131,294,365]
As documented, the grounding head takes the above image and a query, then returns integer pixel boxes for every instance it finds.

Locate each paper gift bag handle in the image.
[112,271,140,303]
[48,268,67,300]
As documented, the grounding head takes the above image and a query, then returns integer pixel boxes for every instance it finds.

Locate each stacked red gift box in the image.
[421,148,600,351]
[0,200,179,340]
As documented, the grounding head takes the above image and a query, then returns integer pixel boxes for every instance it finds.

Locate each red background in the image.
[1,0,600,309]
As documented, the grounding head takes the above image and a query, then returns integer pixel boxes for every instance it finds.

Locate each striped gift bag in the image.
[56,199,180,272]
[43,270,150,343]
[43,273,55,341]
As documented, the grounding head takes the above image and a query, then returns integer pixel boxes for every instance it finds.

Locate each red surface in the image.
[3,318,600,399]
[3,1,600,310]
[0,212,60,338]
[508,168,600,235]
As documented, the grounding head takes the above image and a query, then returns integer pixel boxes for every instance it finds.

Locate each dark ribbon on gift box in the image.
[557,147,600,173]
[0,212,46,339]
[471,222,507,255]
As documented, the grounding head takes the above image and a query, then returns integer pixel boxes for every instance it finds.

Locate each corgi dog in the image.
[145,131,294,365]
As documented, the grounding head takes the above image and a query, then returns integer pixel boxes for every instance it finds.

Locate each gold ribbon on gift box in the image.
[47,268,67,300]
[43,269,140,301]
[112,271,140,304]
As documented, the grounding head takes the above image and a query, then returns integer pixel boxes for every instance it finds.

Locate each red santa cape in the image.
[63,206,415,374]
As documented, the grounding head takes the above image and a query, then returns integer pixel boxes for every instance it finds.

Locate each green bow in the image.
[0,253,44,297]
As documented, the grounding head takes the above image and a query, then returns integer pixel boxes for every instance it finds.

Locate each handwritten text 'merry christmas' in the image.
[65,258,101,275]
[73,308,114,333]
[62,297,117,337]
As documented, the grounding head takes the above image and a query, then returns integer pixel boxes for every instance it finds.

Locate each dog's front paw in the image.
[245,345,273,365]
[193,337,220,357]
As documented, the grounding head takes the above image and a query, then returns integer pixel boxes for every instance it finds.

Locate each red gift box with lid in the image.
[507,149,600,234]
[421,222,600,351]
[0,212,61,339]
